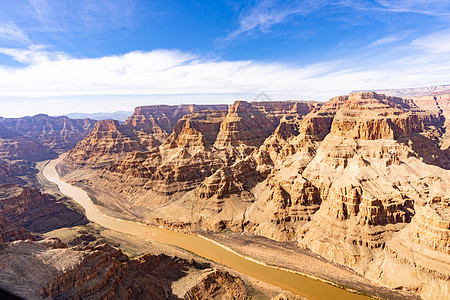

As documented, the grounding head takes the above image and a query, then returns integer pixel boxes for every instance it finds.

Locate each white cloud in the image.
[375,0,450,15]
[369,35,405,47]
[0,30,450,117]
[411,30,450,53]
[0,44,69,64]
[25,0,136,33]
[0,22,30,45]
[221,0,328,42]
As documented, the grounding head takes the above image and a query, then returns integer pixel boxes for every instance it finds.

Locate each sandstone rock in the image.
[0,215,34,243]
[0,183,85,232]
[0,114,96,152]
[60,93,450,300]
[184,270,247,300]
[0,121,55,161]
[0,238,244,300]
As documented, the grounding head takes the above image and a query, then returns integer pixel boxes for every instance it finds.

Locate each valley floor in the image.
[198,231,420,300]
[67,181,419,300]
[45,222,302,300]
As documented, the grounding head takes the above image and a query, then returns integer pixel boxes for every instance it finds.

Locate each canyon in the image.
[60,90,449,299]
[0,86,449,299]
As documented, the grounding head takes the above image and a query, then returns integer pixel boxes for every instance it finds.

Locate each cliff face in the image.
[62,93,450,299]
[66,101,317,231]
[0,183,85,232]
[0,215,34,243]
[0,121,55,161]
[0,238,246,300]
[0,114,96,152]
[64,105,229,170]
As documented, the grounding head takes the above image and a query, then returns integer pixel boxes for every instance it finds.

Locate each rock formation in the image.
[0,238,247,300]
[63,104,228,170]
[61,93,450,299]
[0,215,34,243]
[0,121,55,161]
[0,183,85,232]
[185,270,247,300]
[0,114,96,152]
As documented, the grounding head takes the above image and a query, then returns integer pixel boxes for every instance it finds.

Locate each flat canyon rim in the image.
[42,155,371,300]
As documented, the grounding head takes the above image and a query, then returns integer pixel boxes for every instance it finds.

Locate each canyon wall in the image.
[62,93,450,299]
[0,183,85,232]
[0,114,96,152]
[0,237,247,300]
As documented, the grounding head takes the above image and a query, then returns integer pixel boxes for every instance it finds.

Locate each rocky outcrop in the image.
[0,238,245,300]
[214,101,313,149]
[64,105,229,171]
[60,93,450,300]
[0,159,37,186]
[0,183,85,232]
[185,270,247,300]
[0,215,34,243]
[293,93,450,299]
[0,114,96,152]
[369,84,450,151]
[125,104,228,134]
[411,93,450,150]
[64,120,158,168]
[67,101,316,232]
[0,121,55,161]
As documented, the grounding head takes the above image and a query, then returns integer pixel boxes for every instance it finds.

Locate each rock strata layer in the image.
[62,93,450,300]
[0,238,247,300]
[0,183,85,232]
[0,114,96,152]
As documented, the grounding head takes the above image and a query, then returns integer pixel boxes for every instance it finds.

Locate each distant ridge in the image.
[353,84,450,98]
[65,111,133,122]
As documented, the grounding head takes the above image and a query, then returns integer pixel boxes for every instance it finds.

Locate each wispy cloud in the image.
[0,22,31,45]
[375,0,450,16]
[220,0,328,43]
[218,0,450,46]
[3,0,136,37]
[368,34,406,47]
[411,30,450,53]
[0,44,69,64]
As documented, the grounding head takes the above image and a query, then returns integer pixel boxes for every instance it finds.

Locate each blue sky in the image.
[0,0,450,117]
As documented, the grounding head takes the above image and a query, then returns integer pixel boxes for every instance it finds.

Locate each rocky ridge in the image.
[0,215,34,243]
[0,183,85,232]
[0,237,247,300]
[62,92,450,299]
[0,121,54,161]
[0,114,96,152]
[63,104,228,170]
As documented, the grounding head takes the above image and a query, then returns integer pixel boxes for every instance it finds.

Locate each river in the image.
[42,157,370,300]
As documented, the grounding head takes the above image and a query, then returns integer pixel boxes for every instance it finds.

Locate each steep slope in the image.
[0,183,85,232]
[60,94,450,300]
[68,101,316,230]
[295,92,450,299]
[368,84,450,150]
[0,215,34,243]
[0,114,96,152]
[0,239,247,300]
[0,121,55,161]
[63,104,228,171]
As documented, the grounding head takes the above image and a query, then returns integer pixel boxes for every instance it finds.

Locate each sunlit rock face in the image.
[0,114,96,152]
[0,238,242,300]
[62,93,450,299]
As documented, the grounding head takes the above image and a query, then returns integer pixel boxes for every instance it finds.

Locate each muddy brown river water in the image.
[43,157,370,300]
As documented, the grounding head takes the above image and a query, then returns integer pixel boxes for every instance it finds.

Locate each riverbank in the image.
[198,231,420,300]
[45,222,301,299]
[42,156,383,299]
